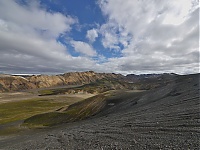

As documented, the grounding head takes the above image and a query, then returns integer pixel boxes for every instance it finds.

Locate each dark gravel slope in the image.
[1,74,199,149]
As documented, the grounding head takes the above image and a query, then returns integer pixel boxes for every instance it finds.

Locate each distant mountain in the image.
[126,73,177,82]
[0,75,36,92]
[0,71,123,92]
[0,71,177,92]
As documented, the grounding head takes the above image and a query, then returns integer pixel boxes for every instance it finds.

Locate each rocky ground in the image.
[0,74,199,149]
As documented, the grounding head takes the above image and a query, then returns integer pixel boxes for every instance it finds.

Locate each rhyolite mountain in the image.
[0,71,176,92]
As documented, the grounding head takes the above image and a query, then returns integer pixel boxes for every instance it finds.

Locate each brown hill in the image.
[0,75,36,92]
[0,71,124,92]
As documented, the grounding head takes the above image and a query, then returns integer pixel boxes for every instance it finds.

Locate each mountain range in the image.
[0,71,176,92]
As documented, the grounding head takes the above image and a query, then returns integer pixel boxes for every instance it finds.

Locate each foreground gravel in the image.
[0,74,199,149]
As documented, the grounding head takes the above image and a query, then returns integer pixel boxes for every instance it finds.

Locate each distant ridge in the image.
[0,71,179,92]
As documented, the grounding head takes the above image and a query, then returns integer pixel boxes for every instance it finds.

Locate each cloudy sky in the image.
[0,0,199,75]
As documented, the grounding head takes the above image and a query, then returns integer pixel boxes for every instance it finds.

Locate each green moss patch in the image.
[23,94,106,127]
[23,90,143,128]
[0,98,80,125]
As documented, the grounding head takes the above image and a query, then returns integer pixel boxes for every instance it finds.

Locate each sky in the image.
[0,0,199,75]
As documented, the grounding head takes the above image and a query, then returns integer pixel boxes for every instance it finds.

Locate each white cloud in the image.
[97,0,199,74]
[99,22,131,51]
[0,1,76,38]
[162,0,198,25]
[102,32,119,50]
[86,29,98,43]
[0,0,96,74]
[0,0,78,60]
[70,41,97,57]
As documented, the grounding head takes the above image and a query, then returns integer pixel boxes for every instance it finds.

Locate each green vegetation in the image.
[38,89,55,95]
[38,88,69,96]
[23,90,143,128]
[0,97,82,125]
[23,94,106,127]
